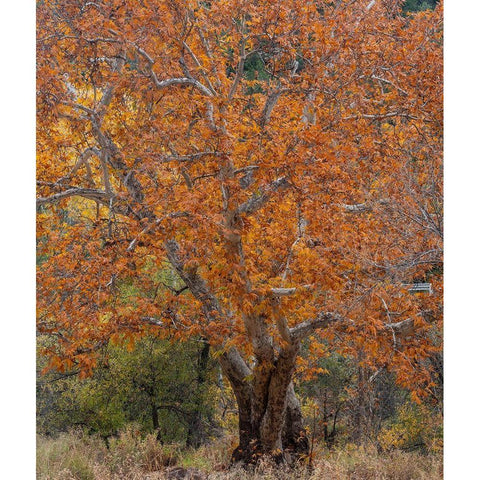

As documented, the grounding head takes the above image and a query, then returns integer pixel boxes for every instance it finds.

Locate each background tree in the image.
[37,335,218,446]
[403,0,438,13]
[37,0,442,463]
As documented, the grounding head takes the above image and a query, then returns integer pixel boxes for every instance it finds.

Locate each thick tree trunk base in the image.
[230,431,309,466]
[231,444,289,466]
[229,381,310,466]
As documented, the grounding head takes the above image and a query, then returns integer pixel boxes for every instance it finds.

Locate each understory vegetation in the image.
[36,428,442,480]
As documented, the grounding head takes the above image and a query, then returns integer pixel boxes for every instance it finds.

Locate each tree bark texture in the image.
[219,344,309,464]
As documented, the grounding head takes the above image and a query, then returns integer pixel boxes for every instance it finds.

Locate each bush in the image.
[377,403,443,454]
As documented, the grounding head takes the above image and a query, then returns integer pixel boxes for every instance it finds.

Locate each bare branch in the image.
[290,312,347,341]
[147,150,224,164]
[60,100,96,116]
[342,202,371,213]
[273,310,292,345]
[135,46,214,97]
[56,147,100,184]
[182,41,217,95]
[290,312,416,342]
[370,74,408,96]
[228,36,247,101]
[270,284,314,297]
[205,101,218,131]
[343,112,423,122]
[237,177,291,215]
[36,187,114,207]
[141,316,165,327]
[233,165,259,175]
[259,88,285,127]
[385,318,415,336]
[341,198,389,213]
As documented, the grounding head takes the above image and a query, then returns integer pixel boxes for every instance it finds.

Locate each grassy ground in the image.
[36,428,442,480]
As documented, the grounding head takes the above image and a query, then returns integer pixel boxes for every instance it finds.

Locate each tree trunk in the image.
[221,345,309,465]
[186,340,211,448]
[230,381,309,465]
[282,383,310,461]
[151,403,163,442]
[353,365,367,444]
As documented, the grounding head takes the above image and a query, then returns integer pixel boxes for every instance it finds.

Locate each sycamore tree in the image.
[37,0,442,463]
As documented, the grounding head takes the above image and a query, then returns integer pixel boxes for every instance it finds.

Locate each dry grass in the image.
[37,427,181,480]
[206,448,443,480]
[309,445,443,480]
[37,430,442,480]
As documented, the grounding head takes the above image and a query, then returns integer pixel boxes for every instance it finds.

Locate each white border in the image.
[1,0,36,478]
[444,0,479,478]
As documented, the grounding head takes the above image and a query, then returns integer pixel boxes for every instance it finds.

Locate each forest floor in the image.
[36,430,443,480]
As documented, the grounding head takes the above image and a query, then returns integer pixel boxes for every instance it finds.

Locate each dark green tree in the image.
[37,336,218,446]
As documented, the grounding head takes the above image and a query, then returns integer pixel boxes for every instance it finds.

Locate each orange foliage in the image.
[37,0,442,394]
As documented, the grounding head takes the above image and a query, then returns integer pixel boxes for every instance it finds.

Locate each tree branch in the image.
[270,284,314,297]
[147,150,224,164]
[341,202,371,213]
[182,41,217,95]
[126,212,190,253]
[259,88,285,127]
[237,177,291,215]
[290,312,416,342]
[135,46,214,97]
[36,187,114,207]
[227,33,247,101]
[290,312,347,341]
[384,318,414,336]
